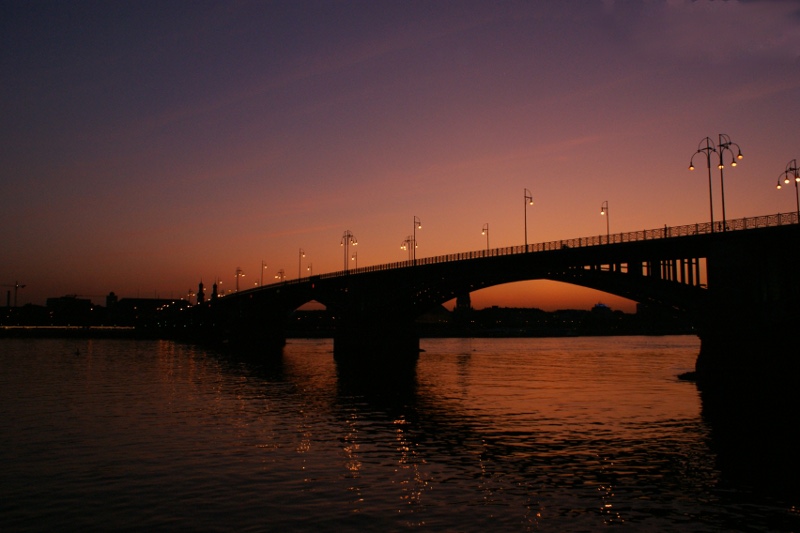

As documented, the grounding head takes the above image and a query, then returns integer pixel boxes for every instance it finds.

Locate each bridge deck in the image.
[246,211,798,292]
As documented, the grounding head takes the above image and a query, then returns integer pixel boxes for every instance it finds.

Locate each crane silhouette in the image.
[2,282,26,307]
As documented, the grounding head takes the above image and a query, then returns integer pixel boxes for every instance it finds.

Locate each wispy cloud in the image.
[624,0,800,64]
[722,77,800,104]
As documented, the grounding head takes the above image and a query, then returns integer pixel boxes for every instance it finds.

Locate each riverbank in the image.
[0,326,139,339]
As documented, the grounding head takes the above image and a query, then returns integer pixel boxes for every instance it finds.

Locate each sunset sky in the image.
[3,0,800,311]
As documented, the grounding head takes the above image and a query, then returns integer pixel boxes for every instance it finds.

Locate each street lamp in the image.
[413,216,421,264]
[689,137,717,232]
[351,251,358,269]
[776,158,800,217]
[235,267,244,291]
[481,223,490,251]
[275,269,285,281]
[401,235,414,261]
[600,201,609,242]
[524,188,534,249]
[341,230,357,271]
[716,133,743,231]
[298,248,305,280]
[307,263,313,276]
[260,261,267,286]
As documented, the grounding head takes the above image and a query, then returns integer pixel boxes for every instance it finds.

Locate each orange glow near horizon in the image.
[297,280,637,313]
[447,281,638,313]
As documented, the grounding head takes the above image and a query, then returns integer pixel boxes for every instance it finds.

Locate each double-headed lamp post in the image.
[690,134,742,232]
[235,267,244,292]
[715,134,743,231]
[689,137,717,232]
[776,158,800,217]
[298,248,305,280]
[413,216,422,263]
[341,230,357,271]
[524,188,534,248]
[600,201,609,242]
[401,235,415,261]
[481,223,490,251]
[275,269,285,281]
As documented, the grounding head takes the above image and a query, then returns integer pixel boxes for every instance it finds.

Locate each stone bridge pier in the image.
[324,277,422,366]
[696,226,800,381]
[332,318,420,364]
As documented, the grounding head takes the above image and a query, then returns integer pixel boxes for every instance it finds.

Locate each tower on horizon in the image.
[197,281,205,305]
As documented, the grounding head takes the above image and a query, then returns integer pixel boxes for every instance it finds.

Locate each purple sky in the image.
[3,0,800,310]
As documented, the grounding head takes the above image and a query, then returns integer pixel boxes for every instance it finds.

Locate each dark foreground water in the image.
[1,336,799,531]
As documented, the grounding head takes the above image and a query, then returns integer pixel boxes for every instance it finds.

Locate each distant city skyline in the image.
[3,1,800,311]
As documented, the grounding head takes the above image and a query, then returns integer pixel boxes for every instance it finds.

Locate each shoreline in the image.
[0,325,696,341]
[0,326,139,339]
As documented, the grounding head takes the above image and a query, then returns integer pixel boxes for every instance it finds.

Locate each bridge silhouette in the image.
[171,212,800,380]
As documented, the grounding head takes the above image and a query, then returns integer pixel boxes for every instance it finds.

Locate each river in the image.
[1,336,798,531]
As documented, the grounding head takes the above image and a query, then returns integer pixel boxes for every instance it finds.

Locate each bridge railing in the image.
[253,212,799,289]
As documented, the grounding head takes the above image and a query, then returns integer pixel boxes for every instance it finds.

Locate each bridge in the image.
[167,212,800,380]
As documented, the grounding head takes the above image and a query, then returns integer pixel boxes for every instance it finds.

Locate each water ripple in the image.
[2,336,799,531]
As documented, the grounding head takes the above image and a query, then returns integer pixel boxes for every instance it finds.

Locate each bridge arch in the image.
[440,280,637,313]
[402,261,706,321]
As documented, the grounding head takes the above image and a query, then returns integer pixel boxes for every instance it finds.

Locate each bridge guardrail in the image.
[249,212,799,290]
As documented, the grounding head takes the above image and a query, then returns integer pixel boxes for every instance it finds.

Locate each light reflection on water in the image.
[1,336,798,531]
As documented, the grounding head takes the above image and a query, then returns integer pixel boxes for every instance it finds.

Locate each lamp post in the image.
[413,216,421,264]
[689,137,717,232]
[341,230,357,271]
[776,158,800,217]
[481,223,490,251]
[524,188,534,248]
[715,134,743,231]
[351,251,358,269]
[235,267,244,292]
[307,263,313,276]
[401,235,414,261]
[275,269,285,281]
[298,248,305,280]
[260,261,267,286]
[600,201,609,242]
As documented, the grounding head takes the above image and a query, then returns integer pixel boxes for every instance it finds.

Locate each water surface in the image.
[1,336,797,531]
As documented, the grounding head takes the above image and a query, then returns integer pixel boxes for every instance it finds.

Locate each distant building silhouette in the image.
[46,295,93,325]
[197,281,205,305]
[106,291,118,309]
